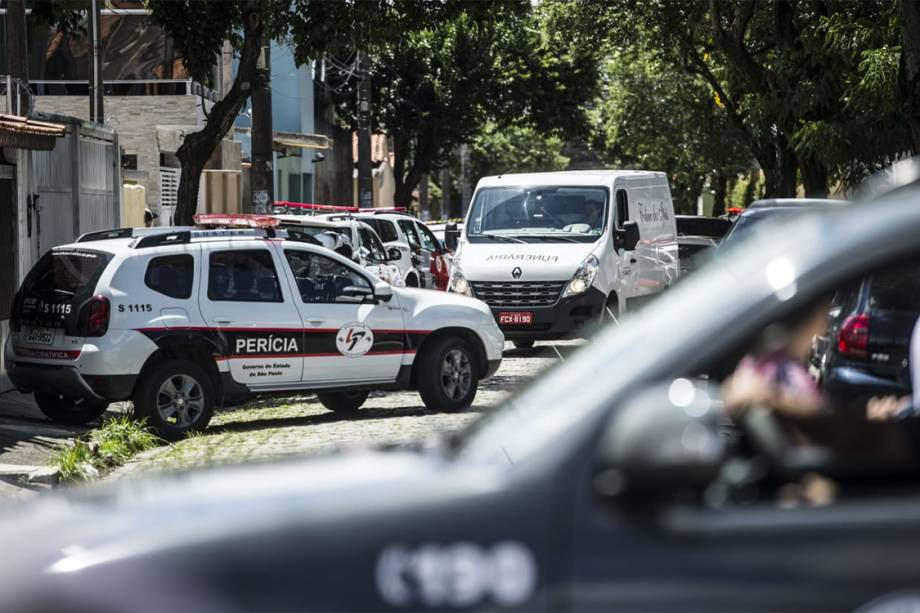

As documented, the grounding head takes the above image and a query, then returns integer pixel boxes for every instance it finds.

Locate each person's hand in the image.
[867,395,911,421]
[722,368,776,417]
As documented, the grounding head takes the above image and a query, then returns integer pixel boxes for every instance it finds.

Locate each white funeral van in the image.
[445,170,678,348]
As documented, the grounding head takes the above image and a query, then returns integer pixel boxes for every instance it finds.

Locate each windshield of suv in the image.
[466,186,609,243]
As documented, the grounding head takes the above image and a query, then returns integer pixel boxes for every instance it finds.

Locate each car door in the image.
[397,219,433,288]
[613,187,640,299]
[415,221,449,290]
[569,484,920,611]
[280,246,406,385]
[198,243,304,386]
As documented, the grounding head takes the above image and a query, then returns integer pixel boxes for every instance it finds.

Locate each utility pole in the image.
[459,144,471,217]
[356,51,373,209]
[250,40,273,213]
[439,167,450,220]
[89,0,104,123]
[5,0,28,97]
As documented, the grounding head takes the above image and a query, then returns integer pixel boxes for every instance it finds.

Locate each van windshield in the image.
[466,186,608,244]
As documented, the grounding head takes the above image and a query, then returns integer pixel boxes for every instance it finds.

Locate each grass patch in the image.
[53,415,162,483]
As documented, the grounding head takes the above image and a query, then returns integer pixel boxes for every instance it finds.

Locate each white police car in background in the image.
[273,214,405,286]
[446,170,678,348]
[4,215,503,440]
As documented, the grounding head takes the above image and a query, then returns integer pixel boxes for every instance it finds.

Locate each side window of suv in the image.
[398,220,422,248]
[416,222,441,253]
[366,219,399,243]
[285,250,372,304]
[208,250,282,303]
[145,254,194,299]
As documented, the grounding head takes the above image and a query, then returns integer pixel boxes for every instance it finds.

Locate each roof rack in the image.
[132,230,192,249]
[76,227,134,243]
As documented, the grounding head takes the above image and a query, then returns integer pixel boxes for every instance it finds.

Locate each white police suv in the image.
[4,215,503,440]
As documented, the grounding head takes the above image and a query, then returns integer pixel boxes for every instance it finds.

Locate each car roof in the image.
[273,215,340,228]
[476,169,665,189]
[748,197,849,209]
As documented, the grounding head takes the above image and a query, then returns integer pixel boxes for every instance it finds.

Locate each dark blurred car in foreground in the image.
[811,258,919,411]
[2,174,920,611]
[675,215,732,276]
[720,197,849,251]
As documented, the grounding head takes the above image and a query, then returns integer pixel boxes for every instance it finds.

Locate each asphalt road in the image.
[0,341,582,503]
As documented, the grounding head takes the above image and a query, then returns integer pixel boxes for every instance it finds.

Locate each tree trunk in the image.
[173,3,263,226]
[901,0,920,154]
[712,169,728,217]
[800,156,829,197]
[758,136,798,198]
[5,0,28,84]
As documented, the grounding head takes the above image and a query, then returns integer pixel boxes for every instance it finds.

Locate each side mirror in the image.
[341,285,374,302]
[374,280,393,303]
[444,223,460,252]
[614,221,640,252]
[594,379,724,500]
[387,246,402,262]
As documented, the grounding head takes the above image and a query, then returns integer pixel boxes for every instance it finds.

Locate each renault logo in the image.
[511,267,523,279]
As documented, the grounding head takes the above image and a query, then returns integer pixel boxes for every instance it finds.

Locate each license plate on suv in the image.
[498,312,533,325]
[25,327,55,345]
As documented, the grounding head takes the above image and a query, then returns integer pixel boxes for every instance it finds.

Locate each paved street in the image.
[0,341,582,502]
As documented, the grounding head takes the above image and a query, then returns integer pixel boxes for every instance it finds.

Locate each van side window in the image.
[145,254,194,299]
[615,190,629,229]
[208,250,282,303]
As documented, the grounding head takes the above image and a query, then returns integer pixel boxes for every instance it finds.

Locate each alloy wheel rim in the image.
[156,374,204,427]
[440,348,472,401]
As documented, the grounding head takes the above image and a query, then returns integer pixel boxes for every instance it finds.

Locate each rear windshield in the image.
[22,249,111,299]
[870,261,920,312]
[361,218,399,243]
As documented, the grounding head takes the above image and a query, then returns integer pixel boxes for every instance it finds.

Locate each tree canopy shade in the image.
[325,2,599,205]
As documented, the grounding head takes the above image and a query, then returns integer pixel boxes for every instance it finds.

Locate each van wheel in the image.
[317,390,369,413]
[512,340,535,350]
[133,360,215,441]
[34,393,108,426]
[417,336,479,412]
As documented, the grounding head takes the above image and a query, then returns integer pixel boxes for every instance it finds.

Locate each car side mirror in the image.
[614,221,640,252]
[387,247,402,262]
[444,223,460,252]
[341,285,374,302]
[374,280,393,303]
[593,379,724,501]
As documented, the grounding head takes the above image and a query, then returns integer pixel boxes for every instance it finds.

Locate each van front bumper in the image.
[487,287,608,340]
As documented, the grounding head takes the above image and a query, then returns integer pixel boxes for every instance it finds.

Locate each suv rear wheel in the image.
[317,390,369,413]
[133,360,215,441]
[512,340,535,350]
[34,393,108,426]
[416,336,479,412]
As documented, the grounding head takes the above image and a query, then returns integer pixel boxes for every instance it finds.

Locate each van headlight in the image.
[562,254,599,298]
[448,266,472,296]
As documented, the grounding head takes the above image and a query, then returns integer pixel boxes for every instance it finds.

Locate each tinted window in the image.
[22,250,111,298]
[359,227,387,262]
[208,250,282,302]
[145,254,193,299]
[398,220,421,247]
[615,190,629,229]
[870,261,920,312]
[285,250,372,304]
[362,218,399,243]
[417,223,441,252]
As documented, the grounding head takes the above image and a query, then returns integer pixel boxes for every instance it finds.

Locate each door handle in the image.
[213,318,233,325]
[308,319,326,326]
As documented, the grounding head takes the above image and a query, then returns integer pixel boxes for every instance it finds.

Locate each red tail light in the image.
[85,295,110,337]
[838,313,869,358]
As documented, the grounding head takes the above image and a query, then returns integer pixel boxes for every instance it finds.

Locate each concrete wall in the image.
[34,95,204,210]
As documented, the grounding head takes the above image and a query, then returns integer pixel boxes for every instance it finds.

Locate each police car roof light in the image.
[193,214,281,229]
[275,201,360,213]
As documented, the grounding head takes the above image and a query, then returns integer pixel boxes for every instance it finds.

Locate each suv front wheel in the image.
[416,336,479,412]
[34,393,108,426]
[133,360,215,441]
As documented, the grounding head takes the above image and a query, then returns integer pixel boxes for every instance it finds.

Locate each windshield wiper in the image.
[527,234,583,243]
[479,233,526,244]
